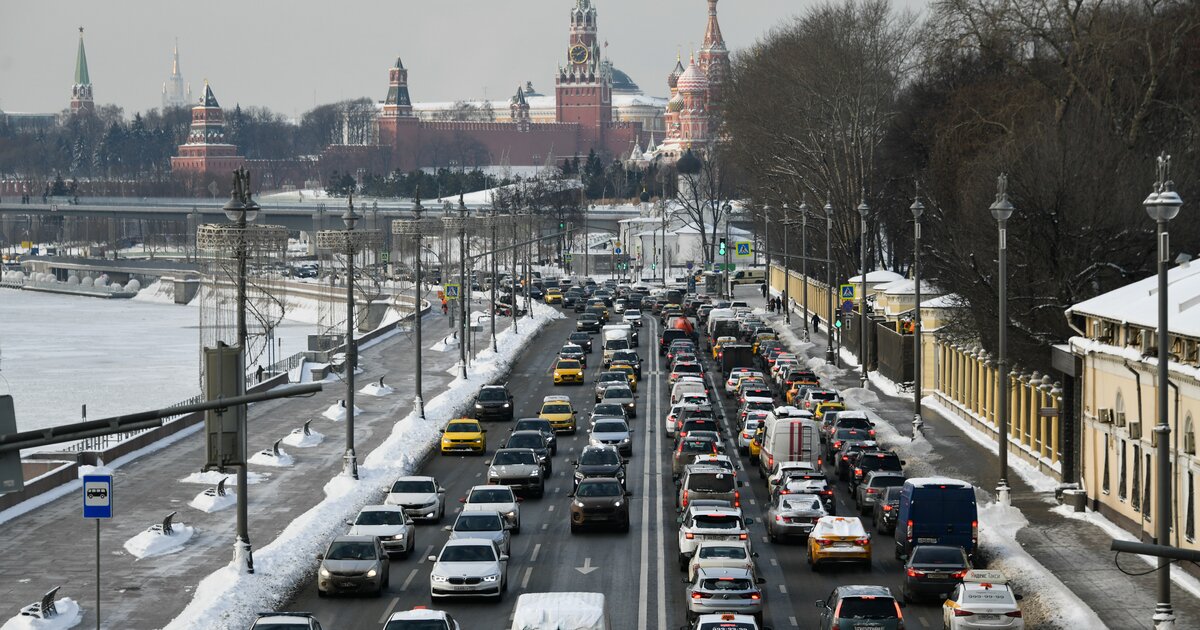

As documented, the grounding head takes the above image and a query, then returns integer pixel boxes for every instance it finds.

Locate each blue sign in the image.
[613,247,623,255]
[444,284,460,299]
[735,242,752,257]
[841,299,854,314]
[82,474,113,519]
[686,261,694,270]
[840,284,856,300]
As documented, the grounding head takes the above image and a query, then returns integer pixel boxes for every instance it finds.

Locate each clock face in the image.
[569,44,589,65]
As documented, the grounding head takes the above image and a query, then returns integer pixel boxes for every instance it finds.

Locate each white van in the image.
[730,268,766,285]
[510,592,609,630]
[671,379,708,405]
[758,416,820,479]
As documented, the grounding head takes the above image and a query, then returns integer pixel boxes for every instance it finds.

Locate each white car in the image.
[737,417,763,455]
[461,484,522,534]
[767,461,818,495]
[589,418,633,456]
[445,510,511,555]
[623,309,644,327]
[686,540,757,582]
[942,570,1025,629]
[251,613,323,630]
[347,505,416,557]
[691,613,762,630]
[677,505,751,569]
[383,607,460,630]
[428,538,509,600]
[384,475,446,522]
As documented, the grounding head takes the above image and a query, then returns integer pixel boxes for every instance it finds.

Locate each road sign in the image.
[444,283,460,300]
[686,261,694,270]
[725,263,736,271]
[841,299,854,314]
[83,474,113,519]
[380,251,390,263]
[563,254,573,263]
[613,247,623,255]
[840,284,857,300]
[735,242,752,257]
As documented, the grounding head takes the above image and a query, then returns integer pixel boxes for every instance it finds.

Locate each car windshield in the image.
[674,363,702,374]
[614,351,638,361]
[835,428,868,440]
[911,547,968,565]
[810,391,840,402]
[561,346,580,354]
[692,515,742,530]
[439,545,496,563]
[862,454,903,470]
[542,404,571,414]
[838,596,898,619]
[468,488,513,503]
[593,421,628,433]
[837,418,873,430]
[595,404,624,416]
[600,373,626,383]
[390,480,435,493]
[580,449,620,465]
[507,434,543,448]
[514,421,549,433]
[355,510,406,526]
[325,541,378,561]
[570,333,589,342]
[625,310,641,316]
[454,514,502,532]
[445,423,477,433]
[869,475,906,489]
[256,623,315,630]
[493,451,535,465]
[577,481,623,497]
[698,545,748,560]
[557,360,581,370]
[681,440,716,454]
[604,387,633,399]
[478,389,507,402]
[700,577,752,591]
[689,473,735,493]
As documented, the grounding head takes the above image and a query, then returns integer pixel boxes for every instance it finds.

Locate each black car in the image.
[559,344,588,368]
[568,332,593,353]
[512,418,557,455]
[505,430,553,474]
[572,444,627,489]
[610,349,642,378]
[473,384,514,422]
[872,485,903,534]
[577,313,601,333]
[563,291,583,309]
[901,545,971,602]
[835,440,879,481]
[848,450,904,493]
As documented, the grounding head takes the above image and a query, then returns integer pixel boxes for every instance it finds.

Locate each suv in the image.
[572,444,628,489]
[677,505,752,569]
[486,449,545,497]
[815,585,905,630]
[568,477,632,532]
[835,440,880,481]
[511,418,557,456]
[685,567,766,625]
[849,452,905,494]
[473,385,514,422]
[872,485,903,534]
[600,384,637,418]
[855,471,906,514]
[503,430,552,474]
[251,613,324,629]
[678,464,742,512]
[595,371,630,402]
[383,608,460,630]
[316,535,390,597]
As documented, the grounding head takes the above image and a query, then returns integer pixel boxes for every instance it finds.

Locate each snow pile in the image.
[924,397,1059,493]
[867,371,906,398]
[282,427,325,448]
[0,598,84,630]
[189,488,237,513]
[977,502,1108,629]
[180,470,267,485]
[132,279,179,305]
[839,386,880,407]
[805,357,843,383]
[431,335,460,352]
[162,301,564,630]
[359,382,394,397]
[76,461,113,478]
[124,522,196,559]
[321,401,363,422]
[248,447,294,468]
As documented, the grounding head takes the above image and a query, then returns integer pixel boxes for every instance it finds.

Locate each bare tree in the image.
[674,144,737,265]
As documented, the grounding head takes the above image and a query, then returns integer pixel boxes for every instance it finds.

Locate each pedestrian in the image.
[760,283,768,298]
[256,365,265,383]
[812,313,820,333]
[441,299,449,316]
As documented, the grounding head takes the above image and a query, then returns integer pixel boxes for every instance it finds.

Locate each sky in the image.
[0,0,928,119]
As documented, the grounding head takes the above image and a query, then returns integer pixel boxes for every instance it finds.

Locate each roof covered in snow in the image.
[1067,261,1200,338]
[881,279,942,296]
[847,270,905,284]
[921,294,964,309]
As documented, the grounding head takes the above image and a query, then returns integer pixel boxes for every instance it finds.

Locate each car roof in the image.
[813,516,868,536]
[359,504,405,513]
[581,444,620,454]
[332,534,377,544]
[393,475,436,483]
[542,395,572,403]
[686,505,743,517]
[696,566,755,579]
[835,584,895,598]
[468,484,512,493]
[254,613,315,623]
[441,537,498,548]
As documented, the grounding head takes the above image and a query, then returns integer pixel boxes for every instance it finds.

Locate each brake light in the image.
[1005,611,1024,618]
[734,490,741,507]
[738,533,748,540]
[685,532,695,539]
[821,489,833,496]
[953,609,975,617]
[842,455,849,461]
[951,570,968,579]
[972,520,979,545]
[907,568,925,577]
[691,592,703,599]
[749,593,761,600]
[868,429,876,436]
[775,515,783,522]
[866,488,878,494]
[906,520,914,542]
[882,505,893,511]
[854,537,870,546]
[682,489,689,508]
[815,538,831,547]
[854,467,863,477]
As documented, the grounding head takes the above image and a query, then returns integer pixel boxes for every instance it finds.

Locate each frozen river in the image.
[0,290,313,434]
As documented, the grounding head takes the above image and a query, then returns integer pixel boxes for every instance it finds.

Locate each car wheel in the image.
[514,522,521,535]
[622,518,631,533]
[678,554,689,570]
[570,522,580,534]
[768,527,778,543]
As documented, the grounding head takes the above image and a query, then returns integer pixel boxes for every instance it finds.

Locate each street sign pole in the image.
[83,474,112,630]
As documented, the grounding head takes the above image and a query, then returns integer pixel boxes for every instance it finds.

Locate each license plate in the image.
[857,626,883,630]
[833,541,853,547]
[976,614,1000,621]
[917,537,938,543]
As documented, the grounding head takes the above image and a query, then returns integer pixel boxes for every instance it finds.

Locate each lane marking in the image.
[521,566,534,589]
[652,319,667,630]
[417,544,435,563]
[530,542,542,562]
[541,522,549,530]
[789,616,799,627]
[919,618,931,628]
[778,583,788,594]
[769,558,778,567]
[637,328,655,630]
[378,597,401,624]
[400,568,419,591]
[547,505,555,512]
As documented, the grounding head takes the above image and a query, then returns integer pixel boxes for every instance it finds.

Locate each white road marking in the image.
[417,544,435,563]
[378,597,401,624]
[521,566,534,589]
[653,320,667,630]
[778,584,788,594]
[770,558,778,567]
[762,535,770,543]
[749,497,757,505]
[400,568,419,591]
[547,505,555,512]
[530,543,542,562]
[541,522,549,530]
[789,616,799,627]
[919,617,931,628]
[637,333,655,630]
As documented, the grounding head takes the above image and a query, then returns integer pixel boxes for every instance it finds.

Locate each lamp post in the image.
[857,193,871,389]
[585,204,593,279]
[782,204,791,324]
[722,202,732,299]
[824,198,835,364]
[799,196,810,341]
[910,189,925,433]
[1144,152,1183,630]
[490,209,499,353]
[391,194,438,420]
[317,195,383,479]
[442,197,469,379]
[989,174,1015,506]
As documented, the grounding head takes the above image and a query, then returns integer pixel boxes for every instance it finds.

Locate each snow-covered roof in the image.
[847,270,904,284]
[907,476,973,488]
[881,279,941,296]
[921,294,964,309]
[511,592,607,629]
[1067,261,1200,338]
[631,223,752,238]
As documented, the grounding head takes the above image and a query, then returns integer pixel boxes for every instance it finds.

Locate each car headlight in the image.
[574,470,585,480]
[504,510,517,519]
[620,437,631,443]
[392,533,406,540]
[431,574,448,583]
[528,469,541,477]
[475,403,483,409]
[574,500,585,508]
[319,567,330,577]
[366,568,378,578]
[482,573,500,583]
[614,501,622,507]
[503,403,511,408]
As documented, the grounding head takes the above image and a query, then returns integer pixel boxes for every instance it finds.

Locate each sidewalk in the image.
[751,287,1200,628]
[0,307,488,629]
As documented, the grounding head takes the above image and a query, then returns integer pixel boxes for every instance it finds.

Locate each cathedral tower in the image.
[697,0,730,111]
[70,27,94,115]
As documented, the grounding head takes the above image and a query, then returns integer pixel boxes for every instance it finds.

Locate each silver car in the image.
[445,510,511,555]
[347,505,416,557]
[601,384,637,418]
[317,535,389,597]
[855,471,907,514]
[594,371,629,402]
[685,566,766,624]
[383,476,446,522]
[623,309,643,327]
[589,418,633,456]
[486,449,545,498]
[461,484,522,534]
[767,492,827,542]
[428,538,509,600]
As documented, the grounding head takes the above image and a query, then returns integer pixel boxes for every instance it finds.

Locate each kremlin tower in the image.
[69,28,94,115]
[171,83,246,186]
[652,0,728,161]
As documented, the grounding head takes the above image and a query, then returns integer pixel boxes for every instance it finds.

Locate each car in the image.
[724,369,764,396]
[445,510,511,556]
[600,384,637,418]
[942,570,1026,629]
[872,485,903,535]
[384,476,447,522]
[504,430,553,474]
[827,426,873,460]
[559,343,588,368]
[589,417,633,456]
[766,492,827,542]
[669,362,705,386]
[688,613,765,630]
[585,305,609,324]
[676,417,721,442]
[814,401,847,421]
[902,544,972,602]
[572,444,627,489]
[511,418,557,455]
[690,453,737,475]
[855,471,907,514]
[685,567,767,625]
[678,465,742,512]
[594,371,629,401]
[439,418,487,455]
[609,362,640,391]
[677,505,751,568]
[835,440,880,481]
[460,484,522,533]
[712,336,738,360]
[471,384,514,422]
[823,412,875,442]
[553,358,585,385]
[799,388,843,412]
[816,585,905,630]
[250,612,324,629]
[686,540,757,582]
[623,309,644,327]
[576,313,602,332]
[567,331,594,353]
[766,461,818,496]
[849,451,904,494]
[427,539,509,601]
[544,287,563,304]
[316,535,390,597]
[569,477,632,532]
[807,516,871,571]
[673,434,721,478]
[539,396,578,434]
[382,607,460,630]
[485,448,545,497]
[666,403,706,436]
[347,505,416,557]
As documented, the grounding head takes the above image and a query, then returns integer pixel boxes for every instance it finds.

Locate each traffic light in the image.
[559,220,566,230]
[718,238,727,256]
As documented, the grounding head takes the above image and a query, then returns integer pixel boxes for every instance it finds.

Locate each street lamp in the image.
[782,204,791,324]
[1144,152,1183,630]
[857,192,871,389]
[910,188,925,433]
[989,174,1015,506]
[799,196,810,341]
[442,196,469,379]
[824,198,835,364]
[391,193,440,420]
[722,202,732,299]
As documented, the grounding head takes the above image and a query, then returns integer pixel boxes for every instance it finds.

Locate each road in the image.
[284,289,948,629]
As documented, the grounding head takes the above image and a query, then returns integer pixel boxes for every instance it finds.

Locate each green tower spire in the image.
[74,27,90,86]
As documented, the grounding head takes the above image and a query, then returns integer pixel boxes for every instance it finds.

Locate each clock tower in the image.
[555,0,612,142]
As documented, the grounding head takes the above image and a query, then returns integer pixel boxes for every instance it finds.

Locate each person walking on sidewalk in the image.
[760,283,768,299]
[812,313,820,334]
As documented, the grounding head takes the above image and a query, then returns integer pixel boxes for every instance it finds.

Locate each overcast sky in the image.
[0,0,927,118]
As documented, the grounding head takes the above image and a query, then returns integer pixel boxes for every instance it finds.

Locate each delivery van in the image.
[896,477,979,561]
[510,592,609,630]
[757,416,820,479]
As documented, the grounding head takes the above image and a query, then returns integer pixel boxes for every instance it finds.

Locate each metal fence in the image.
[245,351,306,389]
[875,322,914,386]
[61,394,204,453]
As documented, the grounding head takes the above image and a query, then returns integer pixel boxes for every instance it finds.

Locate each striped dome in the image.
[676,59,708,93]
[666,92,685,112]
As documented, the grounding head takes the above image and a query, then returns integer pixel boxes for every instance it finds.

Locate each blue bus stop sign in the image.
[82,474,113,519]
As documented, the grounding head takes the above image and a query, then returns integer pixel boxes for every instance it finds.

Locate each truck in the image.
[510,592,610,630]
[896,477,979,561]
[718,343,756,375]
[601,325,633,366]
[757,415,820,480]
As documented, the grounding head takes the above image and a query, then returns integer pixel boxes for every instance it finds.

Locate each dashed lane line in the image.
[378,597,401,625]
[521,566,534,590]
[530,543,542,562]
[400,568,419,592]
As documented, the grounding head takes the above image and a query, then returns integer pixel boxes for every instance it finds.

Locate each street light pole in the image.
[390,194,431,420]
[910,189,925,433]
[490,208,498,353]
[782,204,791,324]
[1144,152,1183,630]
[990,174,1015,505]
[824,198,835,364]
[457,198,468,378]
[857,193,871,389]
[799,196,810,341]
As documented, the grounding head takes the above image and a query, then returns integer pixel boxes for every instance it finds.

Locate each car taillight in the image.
[906,520,914,542]
[1005,611,1023,618]
[815,538,831,547]
[738,533,748,540]
[854,468,862,477]
[866,488,878,494]
[685,532,694,539]
[749,593,761,600]
[821,489,833,496]
[691,592,703,599]
[882,505,893,511]
[972,519,979,545]
[854,537,870,546]
[907,568,925,577]
[842,455,849,461]
[833,440,843,450]
[775,515,783,522]
[951,570,968,579]
[953,609,975,617]
[767,455,774,468]
[682,489,689,508]
[734,490,741,507]
[868,429,876,436]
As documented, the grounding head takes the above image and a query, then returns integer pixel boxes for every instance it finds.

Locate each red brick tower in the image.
[171,82,246,180]
[697,0,730,113]
[555,0,612,145]
[382,56,412,118]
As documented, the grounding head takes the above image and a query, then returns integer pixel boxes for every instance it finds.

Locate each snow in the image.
[977,502,1109,629]
[179,470,268,485]
[431,335,460,352]
[839,386,880,407]
[189,488,237,513]
[1069,336,1200,382]
[76,461,113,478]
[846,269,904,283]
[1067,261,1200,338]
[132,279,180,305]
[359,382,394,397]
[248,447,294,467]
[0,598,84,630]
[1050,504,1200,600]
[123,523,196,559]
[161,301,565,630]
[320,401,362,422]
[282,427,325,448]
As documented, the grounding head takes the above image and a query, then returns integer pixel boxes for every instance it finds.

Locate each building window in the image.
[1102,433,1111,494]
[1131,444,1141,511]
[1143,453,1152,518]
[1186,414,1196,455]
[1187,472,1195,542]
[1119,439,1128,501]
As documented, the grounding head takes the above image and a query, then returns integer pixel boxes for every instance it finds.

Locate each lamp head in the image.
[222,189,245,222]
[823,199,833,217]
[1144,152,1183,222]
[989,173,1014,222]
[342,195,361,230]
[910,197,925,219]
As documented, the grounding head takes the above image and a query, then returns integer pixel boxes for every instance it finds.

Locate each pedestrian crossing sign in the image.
[445,284,460,300]
[840,284,856,300]
[735,242,752,257]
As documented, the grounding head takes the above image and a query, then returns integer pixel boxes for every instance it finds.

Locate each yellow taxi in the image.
[807,516,872,570]
[553,358,584,385]
[544,288,563,304]
[539,395,578,434]
[786,381,817,405]
[610,363,638,392]
[749,425,765,462]
[439,418,487,455]
[815,401,847,420]
[751,334,777,354]
[712,335,737,360]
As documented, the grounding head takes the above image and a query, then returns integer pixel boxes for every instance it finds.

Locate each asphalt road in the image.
[283,292,950,629]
